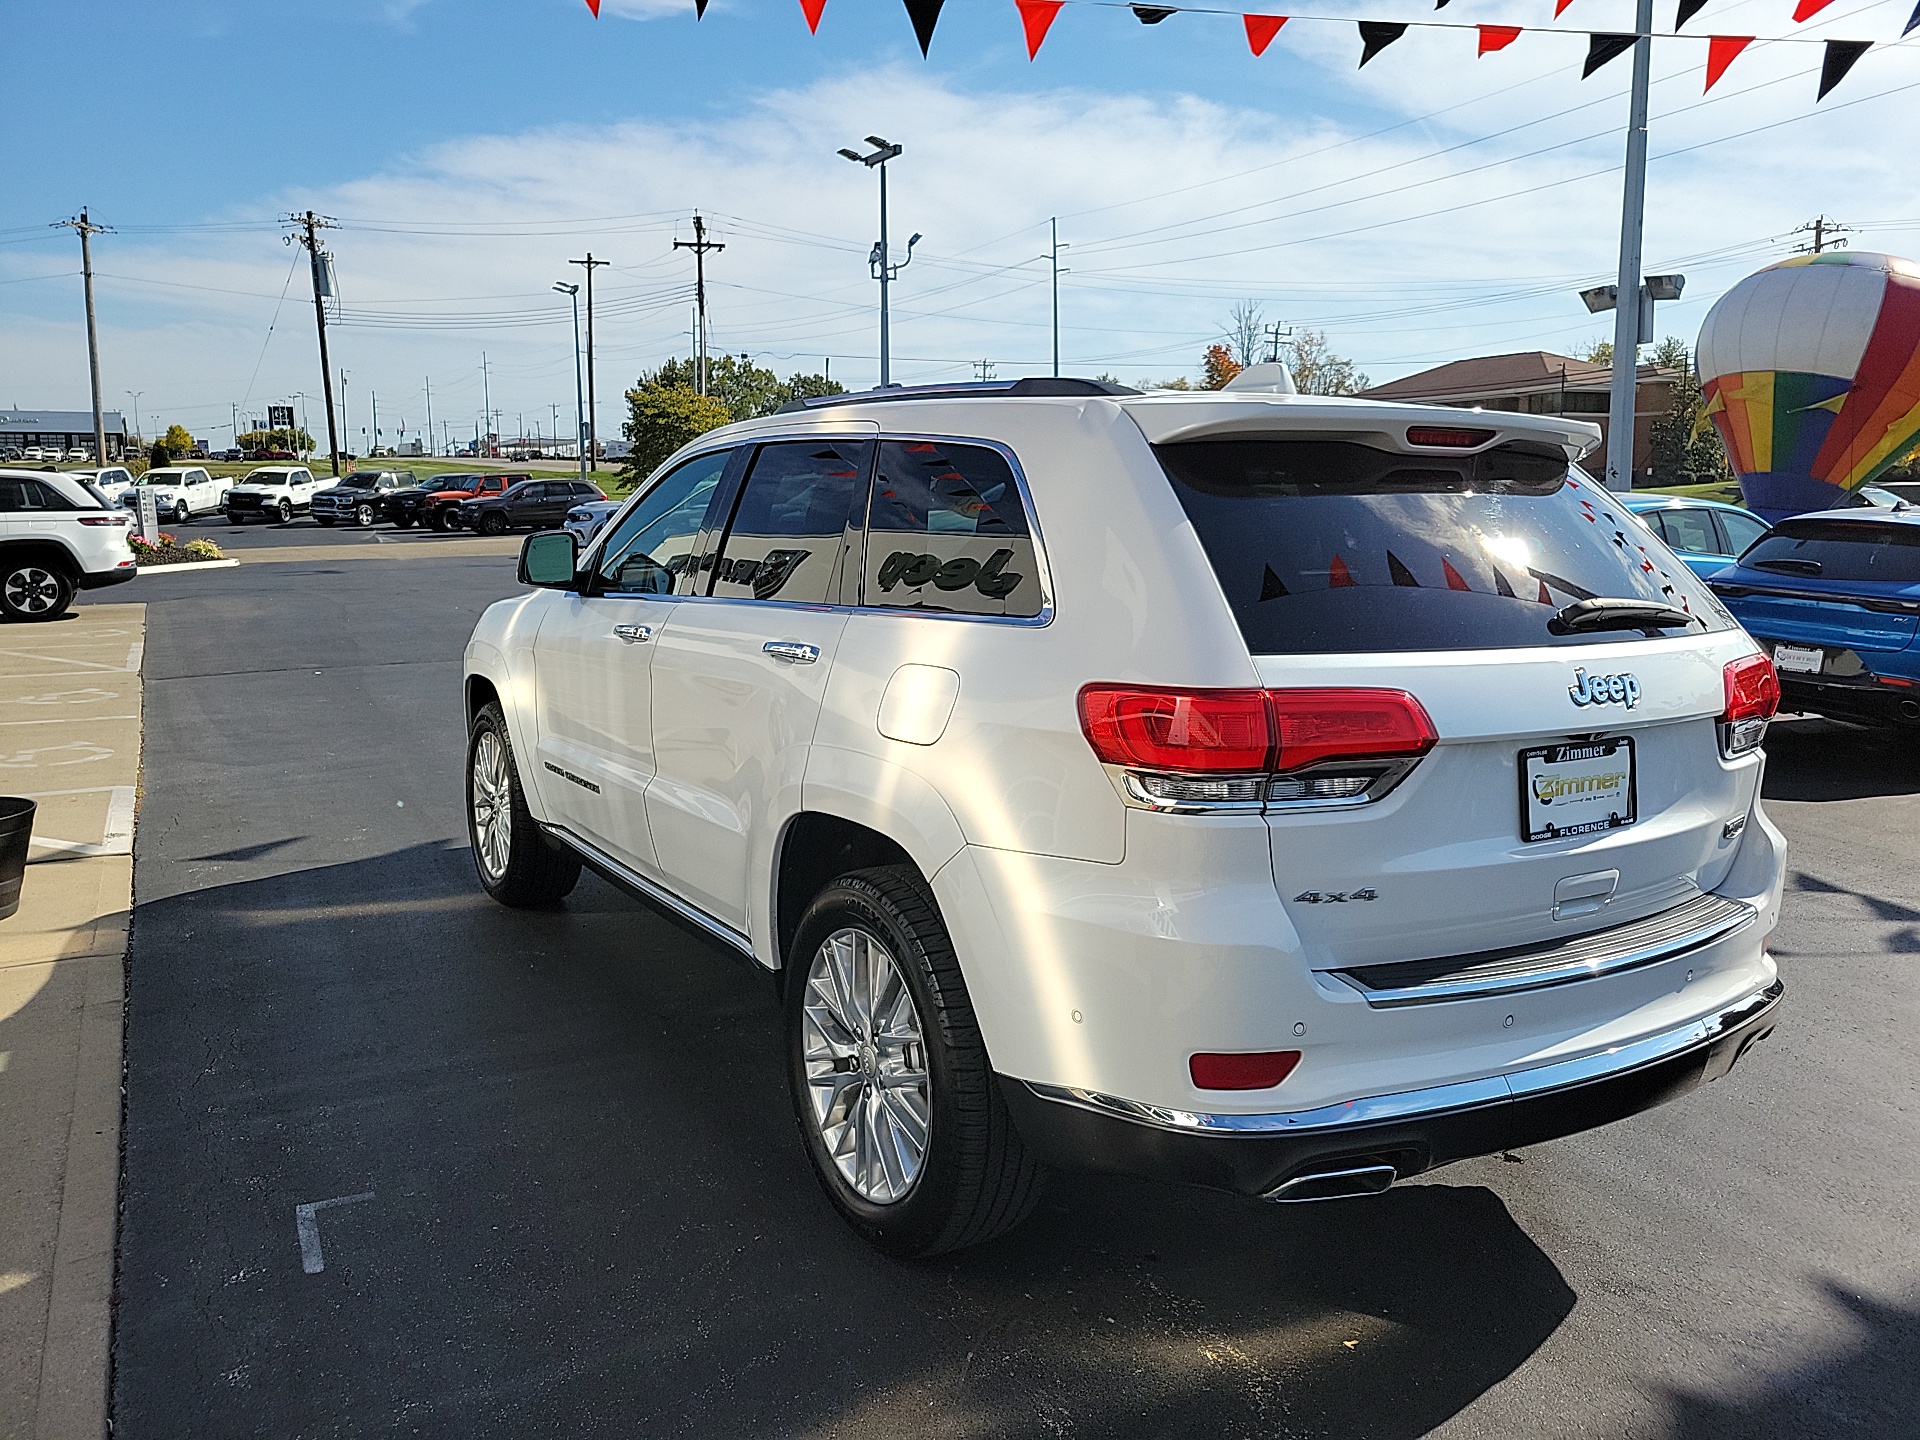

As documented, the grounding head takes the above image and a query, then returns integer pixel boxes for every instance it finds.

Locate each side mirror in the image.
[518,530,579,589]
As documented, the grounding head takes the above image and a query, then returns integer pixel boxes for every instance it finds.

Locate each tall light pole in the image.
[1601,0,1656,493]
[555,282,588,485]
[569,252,609,470]
[125,391,143,454]
[838,137,919,388]
[292,391,311,458]
[1049,217,1070,378]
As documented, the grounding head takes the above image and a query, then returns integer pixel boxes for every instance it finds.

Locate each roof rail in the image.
[775,376,1140,413]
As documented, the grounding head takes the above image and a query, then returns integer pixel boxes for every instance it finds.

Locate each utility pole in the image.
[481,352,491,458]
[1603,0,1654,493]
[1263,322,1294,365]
[286,211,342,476]
[1793,216,1853,255]
[57,211,111,465]
[126,392,143,454]
[674,217,724,397]
[340,370,350,464]
[370,391,378,457]
[973,360,996,381]
[424,377,433,456]
[1049,217,1070,378]
[569,251,610,470]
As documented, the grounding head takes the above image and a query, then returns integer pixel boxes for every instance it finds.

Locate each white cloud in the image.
[4,39,1918,446]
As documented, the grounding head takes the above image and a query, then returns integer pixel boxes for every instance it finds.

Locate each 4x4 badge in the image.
[1569,667,1641,708]
[1294,889,1378,904]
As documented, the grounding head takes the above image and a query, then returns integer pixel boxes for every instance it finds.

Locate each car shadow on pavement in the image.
[115,841,1573,1439]
[1662,1280,1920,1439]
[1762,715,1920,802]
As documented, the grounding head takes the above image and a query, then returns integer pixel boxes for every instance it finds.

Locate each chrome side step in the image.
[1332,893,1756,1007]
[539,823,758,961]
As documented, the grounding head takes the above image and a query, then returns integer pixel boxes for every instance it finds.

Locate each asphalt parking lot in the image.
[91,529,1920,1438]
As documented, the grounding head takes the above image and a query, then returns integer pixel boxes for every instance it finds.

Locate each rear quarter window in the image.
[1155,439,1731,654]
[862,440,1044,618]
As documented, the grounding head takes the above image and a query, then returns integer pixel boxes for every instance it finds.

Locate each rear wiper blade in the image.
[1751,557,1823,577]
[1549,597,1698,635]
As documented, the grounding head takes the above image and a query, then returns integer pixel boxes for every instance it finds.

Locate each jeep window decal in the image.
[864,442,1043,619]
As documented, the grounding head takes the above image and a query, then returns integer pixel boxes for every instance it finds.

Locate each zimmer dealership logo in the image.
[1568,667,1641,708]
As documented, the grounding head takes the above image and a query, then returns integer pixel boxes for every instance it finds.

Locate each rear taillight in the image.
[1077,685,1436,809]
[1720,653,1779,758]
[1190,1050,1301,1090]
[78,515,128,526]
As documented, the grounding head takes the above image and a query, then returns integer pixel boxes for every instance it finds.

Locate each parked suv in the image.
[225,465,324,524]
[117,466,226,523]
[1,468,136,620]
[311,470,418,527]
[456,478,603,535]
[394,473,530,531]
[461,376,1787,1256]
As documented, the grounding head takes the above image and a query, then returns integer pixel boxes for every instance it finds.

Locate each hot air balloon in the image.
[1696,251,1920,519]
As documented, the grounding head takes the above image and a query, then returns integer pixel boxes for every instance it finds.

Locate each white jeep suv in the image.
[224,465,322,524]
[1,468,136,620]
[461,376,1786,1256]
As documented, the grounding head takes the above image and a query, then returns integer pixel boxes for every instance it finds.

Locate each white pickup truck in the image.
[223,466,324,525]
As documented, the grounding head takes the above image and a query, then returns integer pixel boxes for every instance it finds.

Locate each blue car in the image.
[1621,494,1772,579]
[1707,509,1920,727]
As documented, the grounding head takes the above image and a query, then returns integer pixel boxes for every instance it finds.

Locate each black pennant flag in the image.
[1434,0,1451,9]
[1907,0,1920,36]
[1132,5,1177,21]
[1358,21,1409,65]
[1583,32,1637,78]
[1817,38,1870,99]
[903,0,943,55]
[694,0,708,15]
[1675,0,1708,28]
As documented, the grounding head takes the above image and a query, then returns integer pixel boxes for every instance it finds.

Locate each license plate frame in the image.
[1520,737,1637,843]
[1771,642,1824,675]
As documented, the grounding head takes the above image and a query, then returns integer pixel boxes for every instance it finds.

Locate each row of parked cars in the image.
[90,464,612,536]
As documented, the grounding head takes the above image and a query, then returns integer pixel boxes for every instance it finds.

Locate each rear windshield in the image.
[1156,440,1732,653]
[1739,518,1920,583]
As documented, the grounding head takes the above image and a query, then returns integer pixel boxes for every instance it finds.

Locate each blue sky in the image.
[5,0,1919,448]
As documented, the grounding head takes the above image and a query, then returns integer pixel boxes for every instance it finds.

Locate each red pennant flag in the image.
[1244,13,1288,55]
[583,0,600,13]
[1536,578,1552,605]
[1553,0,1574,16]
[1792,0,1836,19]
[1703,34,1751,90]
[1477,24,1521,54]
[800,0,827,31]
[1016,0,1063,57]
[1442,558,1472,591]
[1328,553,1356,588]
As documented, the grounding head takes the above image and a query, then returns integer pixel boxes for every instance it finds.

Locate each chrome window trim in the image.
[1025,980,1782,1137]
[539,824,755,960]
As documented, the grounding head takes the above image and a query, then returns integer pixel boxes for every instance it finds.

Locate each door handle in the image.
[613,623,653,644]
[764,640,819,664]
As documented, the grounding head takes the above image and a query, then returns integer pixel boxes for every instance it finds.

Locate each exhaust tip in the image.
[1901,699,1920,721]
[1265,1162,1398,1203]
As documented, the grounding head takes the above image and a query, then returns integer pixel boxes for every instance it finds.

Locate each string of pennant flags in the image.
[583,0,1920,100]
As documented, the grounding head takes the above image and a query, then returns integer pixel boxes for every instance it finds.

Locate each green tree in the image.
[1582,339,1615,365]
[162,424,195,453]
[620,383,732,480]
[1646,341,1732,487]
[1289,330,1370,395]
[238,427,313,453]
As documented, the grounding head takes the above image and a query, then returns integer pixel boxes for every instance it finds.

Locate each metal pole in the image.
[570,253,609,470]
[1051,216,1060,378]
[127,393,143,453]
[1605,0,1655,494]
[424,377,433,457]
[481,352,491,459]
[340,370,350,465]
[568,290,587,485]
[76,212,107,465]
[292,212,341,476]
[878,162,891,388]
[370,392,378,458]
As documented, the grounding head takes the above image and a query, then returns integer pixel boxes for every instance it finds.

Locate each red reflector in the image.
[1190,1050,1302,1090]
[1876,674,1915,688]
[1269,688,1437,773]
[1405,426,1496,449]
[1722,653,1780,722]
[1077,686,1271,773]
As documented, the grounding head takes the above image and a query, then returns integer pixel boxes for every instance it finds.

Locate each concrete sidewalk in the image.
[1,603,144,1440]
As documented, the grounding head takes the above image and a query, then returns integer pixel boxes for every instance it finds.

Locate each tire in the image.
[394,513,416,529]
[315,517,336,528]
[786,866,1046,1257]
[1,559,75,622]
[477,511,508,537]
[228,513,245,526]
[355,503,376,527]
[466,701,581,907]
[430,507,452,533]
[173,501,190,524]
[276,499,293,524]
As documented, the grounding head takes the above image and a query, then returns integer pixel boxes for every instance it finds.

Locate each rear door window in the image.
[707,440,871,605]
[862,440,1044,618]
[1739,519,1920,583]
[1156,438,1731,654]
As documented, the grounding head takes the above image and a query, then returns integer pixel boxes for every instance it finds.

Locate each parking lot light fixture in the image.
[840,136,912,387]
[554,282,587,485]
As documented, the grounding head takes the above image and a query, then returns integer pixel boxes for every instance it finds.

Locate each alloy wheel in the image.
[469,729,512,881]
[356,504,375,527]
[4,566,61,615]
[801,927,932,1205]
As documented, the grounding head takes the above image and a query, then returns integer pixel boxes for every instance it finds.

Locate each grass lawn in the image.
[1632,480,1745,504]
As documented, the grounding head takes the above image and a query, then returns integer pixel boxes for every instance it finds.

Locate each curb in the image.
[133,558,240,574]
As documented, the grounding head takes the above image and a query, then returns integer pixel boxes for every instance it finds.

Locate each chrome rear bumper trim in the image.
[1025,980,1782,1137]
[1331,893,1756,1007]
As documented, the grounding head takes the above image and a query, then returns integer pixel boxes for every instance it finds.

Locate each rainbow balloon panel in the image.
[1696,251,1920,519]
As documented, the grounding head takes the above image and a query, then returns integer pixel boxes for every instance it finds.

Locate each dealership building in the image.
[1,408,131,459]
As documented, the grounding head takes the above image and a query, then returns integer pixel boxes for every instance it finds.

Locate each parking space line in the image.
[294,1193,375,1274]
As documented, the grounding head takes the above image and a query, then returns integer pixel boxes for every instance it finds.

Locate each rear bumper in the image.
[1779,675,1920,727]
[1002,979,1782,1199]
[78,563,138,591]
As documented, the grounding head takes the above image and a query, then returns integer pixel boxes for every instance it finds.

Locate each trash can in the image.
[0,797,36,921]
